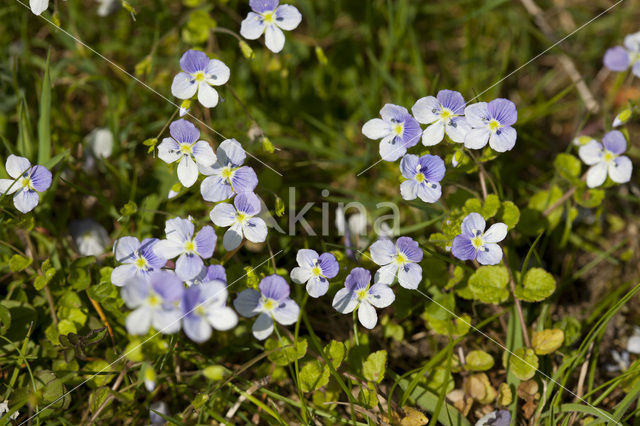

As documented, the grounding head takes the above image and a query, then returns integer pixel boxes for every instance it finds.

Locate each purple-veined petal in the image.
[306,276,329,298]
[419,154,446,182]
[29,165,52,192]
[416,181,441,203]
[13,189,39,213]
[158,138,181,164]
[397,236,422,262]
[150,271,184,304]
[170,119,200,144]
[488,98,517,126]
[111,264,138,287]
[234,192,261,215]
[464,102,489,128]
[250,0,278,13]
[153,239,183,259]
[243,217,267,243]
[362,118,391,140]
[445,116,471,143]
[234,289,261,317]
[201,176,233,202]
[198,280,227,306]
[374,263,398,285]
[401,116,422,148]
[603,46,630,71]
[183,316,211,343]
[369,239,395,265]
[586,162,608,188]
[113,236,140,263]
[357,301,378,329]
[400,179,418,201]
[205,59,230,86]
[171,72,198,100]
[379,135,406,162]
[205,265,227,283]
[367,283,395,308]
[192,141,216,166]
[602,130,627,155]
[165,217,194,243]
[451,235,477,261]
[259,274,289,300]
[483,223,508,243]
[274,4,301,31]
[5,155,31,179]
[240,12,267,40]
[578,140,604,165]
[464,128,491,150]
[461,212,486,237]
[296,248,319,267]
[345,267,370,292]
[422,120,445,146]
[231,166,258,193]
[194,226,216,258]
[265,25,286,53]
[318,253,339,278]
[400,154,418,179]
[126,307,152,335]
[477,243,503,266]
[222,224,243,250]
[608,155,632,184]
[179,49,209,73]
[197,83,219,108]
[437,89,466,114]
[290,266,312,284]
[177,155,199,188]
[252,312,274,340]
[489,126,517,152]
[332,288,358,314]
[397,263,421,289]
[272,299,299,325]
[411,96,440,124]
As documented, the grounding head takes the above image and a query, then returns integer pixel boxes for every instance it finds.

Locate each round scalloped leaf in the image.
[515,268,556,302]
[505,347,538,381]
[465,350,495,371]
[532,329,565,355]
[468,266,509,304]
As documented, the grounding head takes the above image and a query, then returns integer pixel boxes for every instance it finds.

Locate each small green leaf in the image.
[363,350,387,384]
[481,194,501,218]
[553,153,581,181]
[515,268,556,302]
[84,360,115,388]
[239,40,254,59]
[574,185,605,208]
[499,201,520,229]
[359,382,378,408]
[265,336,307,366]
[9,254,32,272]
[468,266,509,304]
[324,340,346,369]
[315,46,328,66]
[299,360,329,392]
[465,350,494,371]
[57,319,77,336]
[119,201,137,217]
[532,329,565,355]
[203,365,226,381]
[505,347,538,381]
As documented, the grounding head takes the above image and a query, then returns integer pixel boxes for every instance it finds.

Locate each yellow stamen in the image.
[263,11,275,23]
[184,240,196,253]
[488,119,502,131]
[603,151,615,162]
[356,289,367,300]
[221,167,233,179]
[393,123,404,136]
[135,257,147,269]
[148,294,161,307]
[440,108,453,120]
[471,236,484,249]
[194,71,206,82]
[415,173,425,183]
[263,298,276,311]
[394,253,408,265]
[180,144,192,155]
[311,266,322,276]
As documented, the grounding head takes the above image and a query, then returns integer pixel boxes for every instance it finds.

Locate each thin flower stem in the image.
[352,310,360,347]
[212,27,243,42]
[155,108,179,140]
[502,255,531,348]
[543,186,577,217]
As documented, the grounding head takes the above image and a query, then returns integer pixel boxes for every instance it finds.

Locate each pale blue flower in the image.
[464,99,518,152]
[362,104,421,162]
[412,90,471,146]
[452,213,507,265]
[210,192,267,250]
[111,237,167,286]
[400,154,445,203]
[290,249,339,298]
[182,277,238,343]
[200,139,258,202]
[0,155,52,213]
[578,130,632,188]
[369,237,423,289]
[171,50,230,108]
[240,0,302,53]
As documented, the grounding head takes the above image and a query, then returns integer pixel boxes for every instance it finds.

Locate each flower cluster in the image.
[604,31,640,78]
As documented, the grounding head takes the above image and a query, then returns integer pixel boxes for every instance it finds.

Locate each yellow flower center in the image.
[221,166,233,180]
[180,144,192,155]
[135,257,148,269]
[195,305,206,316]
[311,266,322,276]
[415,172,425,183]
[237,212,248,223]
[263,11,275,23]
[471,236,484,249]
[488,119,502,132]
[440,108,453,120]
[184,240,196,253]
[394,253,408,265]
[194,71,206,82]
[393,123,404,136]
[20,177,33,190]
[148,294,161,307]
[603,151,615,163]
[263,298,276,311]
[356,289,367,301]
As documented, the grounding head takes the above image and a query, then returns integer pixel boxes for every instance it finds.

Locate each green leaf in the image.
[84,359,115,387]
[481,194,501,218]
[299,360,330,392]
[465,350,494,371]
[324,340,346,369]
[573,185,605,208]
[38,51,52,165]
[468,266,509,304]
[423,292,470,337]
[57,319,77,336]
[203,365,226,381]
[527,186,564,231]
[34,260,56,290]
[363,350,387,384]
[515,268,556,302]
[505,347,538,381]
[119,201,137,217]
[0,304,11,334]
[9,254,32,272]
[499,201,520,230]
[182,11,217,44]
[359,381,378,408]
[532,329,564,355]
[553,153,581,181]
[70,256,95,291]
[265,336,307,366]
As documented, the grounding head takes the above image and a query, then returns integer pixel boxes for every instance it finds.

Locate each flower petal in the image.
[374,263,398,285]
[608,155,632,184]
[6,155,31,179]
[177,156,199,188]
[183,316,211,343]
[113,236,140,262]
[451,235,477,261]
[296,249,319,267]
[0,179,19,195]
[171,72,198,100]
[397,263,421,289]
[197,83,220,108]
[157,138,181,164]
[400,154,418,179]
[586,162,608,188]
[205,59,230,86]
[332,288,358,314]
[201,175,234,202]
[252,312,274,340]
[243,217,267,244]
[29,0,48,15]
[218,139,246,166]
[422,120,445,146]
[231,166,258,193]
[445,116,471,143]
[379,136,405,162]
[194,226,216,258]
[477,243,503,265]
[240,11,267,40]
[602,130,627,155]
[397,236,422,262]
[165,217,194,243]
[400,180,417,201]
[192,141,216,166]
[153,239,184,259]
[411,96,441,124]
[488,98,517,126]
[222,224,243,251]
[464,102,489,128]
[176,253,204,281]
[125,307,152,335]
[464,128,491,150]
[318,253,339,278]
[357,301,378,329]
[207,306,238,331]
[416,182,441,203]
[578,140,604,165]
[461,212,486,237]
[233,289,261,317]
[362,118,391,140]
[306,276,329,298]
[234,192,261,215]
[367,283,395,308]
[290,266,312,284]
[272,299,300,325]
[111,264,138,287]
[179,49,209,73]
[265,25,286,53]
[152,308,183,334]
[13,189,39,213]
[369,239,395,265]
[603,46,630,71]
[274,4,302,31]
[437,89,466,114]
[29,166,52,192]
[489,126,517,152]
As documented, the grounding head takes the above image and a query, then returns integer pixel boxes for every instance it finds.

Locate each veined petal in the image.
[437,89,465,114]
[176,253,204,281]
[400,180,418,201]
[318,253,339,278]
[13,190,39,213]
[192,141,216,166]
[488,99,517,126]
[6,155,31,179]
[252,312,274,340]
[29,166,52,192]
[274,4,302,31]
[194,226,216,258]
[165,217,194,243]
[231,166,258,193]
[367,283,395,308]
[171,72,198,100]
[179,49,209,74]
[362,118,391,140]
[113,236,140,262]
[400,154,418,179]
[111,264,138,287]
[464,102,489,128]
[416,182,441,203]
[461,212,486,237]
[489,126,517,152]
[451,235,477,261]
[602,130,627,155]
[332,288,358,314]
[379,136,406,162]
[397,263,421,289]
[411,96,440,124]
[242,217,267,243]
[218,139,246,166]
[265,25,286,53]
[233,289,261,317]
[369,239,395,265]
[464,128,491,150]
[397,236,422,262]
[201,176,233,202]
[306,276,329,298]
[290,266,312,284]
[210,203,237,227]
[153,239,184,259]
[222,224,243,250]
[272,299,299,325]
[357,301,378,329]
[157,138,181,164]
[205,59,230,86]
[483,223,508,243]
[0,179,19,195]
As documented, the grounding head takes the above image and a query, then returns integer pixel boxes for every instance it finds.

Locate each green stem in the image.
[352,310,360,347]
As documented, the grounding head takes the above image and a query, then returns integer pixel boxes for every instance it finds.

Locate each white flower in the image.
[69,219,110,256]
[240,0,302,53]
